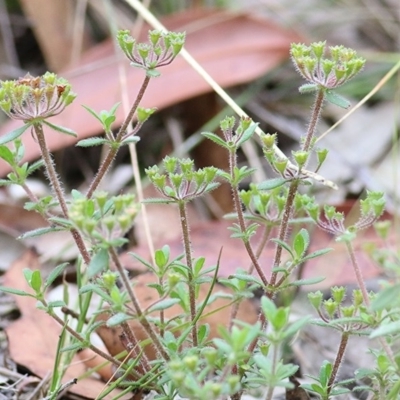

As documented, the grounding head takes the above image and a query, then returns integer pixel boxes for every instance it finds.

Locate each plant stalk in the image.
[178,200,198,347]
[327,331,349,393]
[228,150,268,286]
[270,89,325,287]
[33,124,91,265]
[109,247,169,360]
[86,75,151,198]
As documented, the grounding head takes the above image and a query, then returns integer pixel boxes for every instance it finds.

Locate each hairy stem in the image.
[345,241,397,366]
[44,301,124,372]
[345,241,370,306]
[270,89,325,287]
[86,75,151,198]
[108,247,169,360]
[327,331,349,393]
[178,200,198,347]
[228,150,268,286]
[33,124,91,265]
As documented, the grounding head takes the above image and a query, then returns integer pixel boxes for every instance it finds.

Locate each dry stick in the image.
[33,124,91,265]
[108,247,169,361]
[178,200,198,347]
[86,75,151,199]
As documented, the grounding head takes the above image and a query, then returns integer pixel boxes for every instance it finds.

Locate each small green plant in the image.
[0,31,399,400]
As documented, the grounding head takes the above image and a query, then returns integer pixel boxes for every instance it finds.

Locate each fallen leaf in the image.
[3,249,129,399]
[0,8,301,176]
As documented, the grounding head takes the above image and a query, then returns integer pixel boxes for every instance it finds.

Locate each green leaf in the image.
[30,270,42,292]
[293,228,309,259]
[258,178,288,190]
[229,273,263,286]
[0,286,35,297]
[45,262,69,289]
[0,179,12,186]
[319,361,332,387]
[107,312,132,327]
[0,145,14,164]
[261,296,277,321]
[121,136,140,145]
[146,68,160,78]
[0,124,30,145]
[291,276,325,286]
[18,226,65,239]
[47,300,66,308]
[42,120,77,137]
[88,248,109,278]
[270,238,294,258]
[371,284,400,311]
[325,90,351,109]
[82,104,104,124]
[148,298,181,313]
[301,248,332,262]
[236,122,258,147]
[76,137,109,147]
[201,132,229,149]
[27,159,44,174]
[282,315,311,339]
[299,83,318,93]
[370,320,400,339]
[61,342,85,352]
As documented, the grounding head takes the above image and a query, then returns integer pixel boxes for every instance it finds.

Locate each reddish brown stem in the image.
[86,75,151,198]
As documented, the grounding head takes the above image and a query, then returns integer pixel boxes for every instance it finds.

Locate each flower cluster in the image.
[0,72,76,122]
[300,191,385,241]
[117,29,185,76]
[290,41,365,90]
[146,156,219,202]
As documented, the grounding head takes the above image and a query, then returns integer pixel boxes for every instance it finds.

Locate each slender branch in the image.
[86,75,151,198]
[228,150,268,286]
[327,331,349,392]
[345,241,370,306]
[270,89,325,287]
[178,200,198,347]
[345,241,397,366]
[33,124,91,265]
[108,247,169,360]
[44,302,124,371]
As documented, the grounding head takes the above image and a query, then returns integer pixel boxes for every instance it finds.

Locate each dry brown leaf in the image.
[0,8,301,176]
[3,249,129,399]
